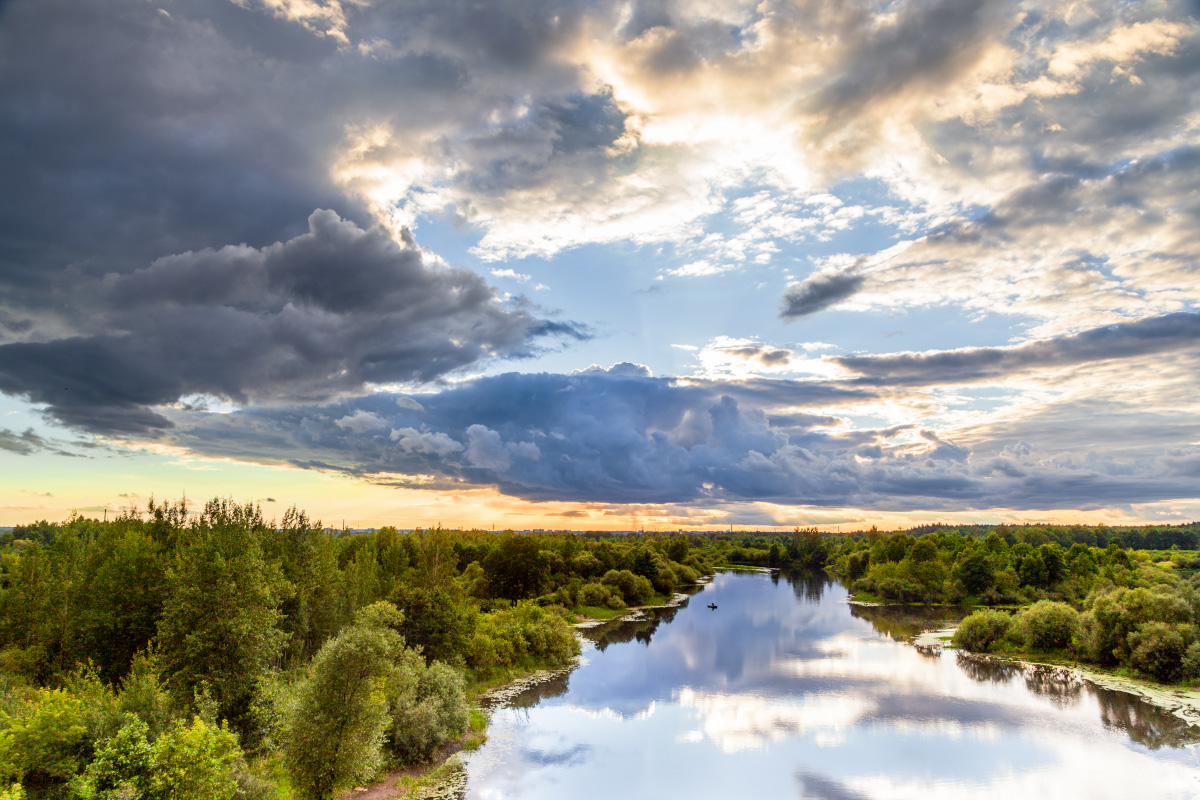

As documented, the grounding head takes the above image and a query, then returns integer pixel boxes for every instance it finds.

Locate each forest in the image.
[1,504,1197,799]
[0,499,728,800]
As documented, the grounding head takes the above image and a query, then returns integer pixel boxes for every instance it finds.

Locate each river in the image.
[462,570,1200,799]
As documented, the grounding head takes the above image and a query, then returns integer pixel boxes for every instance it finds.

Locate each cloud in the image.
[0,427,50,456]
[0,210,584,433]
[490,268,531,282]
[835,312,1200,385]
[157,359,1200,512]
[781,271,866,319]
[395,397,426,412]
[335,410,389,433]
[390,427,464,457]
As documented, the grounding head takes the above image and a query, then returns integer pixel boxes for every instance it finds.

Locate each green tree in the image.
[482,535,549,600]
[73,523,166,682]
[953,550,994,596]
[284,602,413,800]
[0,689,88,796]
[388,661,468,764]
[156,500,286,742]
[387,584,475,665]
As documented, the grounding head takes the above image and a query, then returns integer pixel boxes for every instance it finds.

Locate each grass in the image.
[573,605,626,620]
[253,753,296,800]
[461,708,489,752]
[394,755,468,797]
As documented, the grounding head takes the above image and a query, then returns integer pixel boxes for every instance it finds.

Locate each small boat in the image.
[707,603,718,609]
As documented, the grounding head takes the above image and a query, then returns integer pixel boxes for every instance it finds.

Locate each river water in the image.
[464,570,1200,799]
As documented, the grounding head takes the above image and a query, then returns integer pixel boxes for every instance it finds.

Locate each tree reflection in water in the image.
[956,652,1200,749]
[508,670,573,710]
[581,603,683,651]
[789,569,833,603]
[849,602,965,643]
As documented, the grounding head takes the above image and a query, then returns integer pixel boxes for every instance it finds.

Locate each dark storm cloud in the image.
[158,365,1200,511]
[0,428,51,456]
[0,211,584,433]
[780,271,865,319]
[834,312,1200,385]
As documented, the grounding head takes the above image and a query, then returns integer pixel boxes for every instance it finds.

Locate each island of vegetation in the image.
[2,504,1198,799]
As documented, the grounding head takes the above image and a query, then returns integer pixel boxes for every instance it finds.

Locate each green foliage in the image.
[577,582,624,610]
[388,584,476,666]
[283,602,411,800]
[465,604,579,674]
[1008,601,1078,650]
[952,610,1011,653]
[156,500,287,742]
[1127,622,1194,683]
[482,536,549,600]
[80,715,154,798]
[389,661,468,764]
[0,688,88,795]
[953,551,994,596]
[599,570,653,606]
[116,653,175,742]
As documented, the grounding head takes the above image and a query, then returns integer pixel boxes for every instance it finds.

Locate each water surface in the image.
[465,571,1200,799]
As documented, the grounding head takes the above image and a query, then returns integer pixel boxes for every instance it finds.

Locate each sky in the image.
[1,0,1199,531]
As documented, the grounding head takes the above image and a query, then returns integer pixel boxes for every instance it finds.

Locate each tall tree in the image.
[156,500,285,742]
[284,602,416,800]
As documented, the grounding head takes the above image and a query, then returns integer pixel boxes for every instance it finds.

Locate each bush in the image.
[0,688,88,795]
[1182,642,1200,681]
[600,570,653,606]
[466,604,579,673]
[578,582,624,610]
[80,715,154,798]
[116,653,175,741]
[1010,601,1079,650]
[389,662,469,764]
[1128,622,1193,683]
[952,610,1011,653]
[148,717,242,800]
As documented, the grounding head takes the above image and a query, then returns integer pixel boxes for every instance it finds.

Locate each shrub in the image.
[1010,601,1079,650]
[80,715,154,798]
[148,717,242,800]
[0,688,88,795]
[389,662,469,764]
[116,653,175,741]
[952,610,1011,653]
[578,582,624,610]
[1182,642,1200,682]
[466,604,579,673]
[600,570,653,606]
[1128,622,1193,683]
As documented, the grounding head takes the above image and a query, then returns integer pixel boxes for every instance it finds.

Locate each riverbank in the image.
[908,623,1200,729]
[341,585,707,799]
